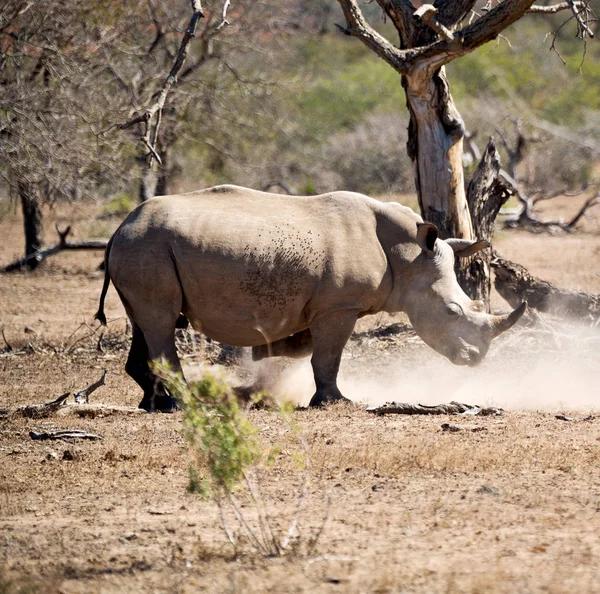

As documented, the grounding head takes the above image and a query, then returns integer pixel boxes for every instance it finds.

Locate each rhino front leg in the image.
[308,311,358,408]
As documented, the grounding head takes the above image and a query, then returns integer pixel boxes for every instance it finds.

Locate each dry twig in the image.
[29,429,102,441]
[74,370,107,404]
[120,0,232,166]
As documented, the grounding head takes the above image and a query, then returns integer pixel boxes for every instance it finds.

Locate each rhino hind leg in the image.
[308,311,357,408]
[116,261,184,412]
[126,324,176,412]
[252,328,313,361]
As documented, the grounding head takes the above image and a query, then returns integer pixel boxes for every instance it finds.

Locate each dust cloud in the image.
[249,325,600,412]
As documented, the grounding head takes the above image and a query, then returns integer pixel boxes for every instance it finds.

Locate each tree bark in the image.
[457,138,512,305]
[403,67,473,240]
[138,167,153,202]
[19,182,43,270]
[154,144,168,196]
[491,252,600,320]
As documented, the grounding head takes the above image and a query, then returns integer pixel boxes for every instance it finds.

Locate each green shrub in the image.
[156,364,322,557]
[103,193,135,215]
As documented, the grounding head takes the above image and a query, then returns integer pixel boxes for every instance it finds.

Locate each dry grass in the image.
[1,198,600,592]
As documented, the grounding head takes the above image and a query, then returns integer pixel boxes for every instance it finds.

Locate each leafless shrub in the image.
[323,113,414,195]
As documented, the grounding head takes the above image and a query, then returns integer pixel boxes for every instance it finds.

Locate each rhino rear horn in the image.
[446,238,490,258]
[490,301,527,338]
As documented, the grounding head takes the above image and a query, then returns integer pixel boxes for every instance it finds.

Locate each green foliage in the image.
[159,368,261,499]
[293,36,404,141]
[103,193,136,215]
[155,364,321,557]
[299,178,318,195]
[447,18,600,126]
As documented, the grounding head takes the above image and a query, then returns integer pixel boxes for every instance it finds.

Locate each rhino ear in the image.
[446,238,490,258]
[416,223,438,255]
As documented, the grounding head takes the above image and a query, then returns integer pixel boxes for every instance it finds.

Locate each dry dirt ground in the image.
[1,195,600,593]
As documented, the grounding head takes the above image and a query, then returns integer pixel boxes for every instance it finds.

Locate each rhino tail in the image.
[94,235,115,326]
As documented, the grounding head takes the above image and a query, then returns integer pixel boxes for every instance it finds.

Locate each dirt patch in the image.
[1,197,599,592]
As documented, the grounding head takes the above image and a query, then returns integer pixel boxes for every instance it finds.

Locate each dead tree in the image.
[457,138,512,305]
[465,130,599,234]
[3,225,107,273]
[334,0,595,302]
[18,182,43,270]
[491,252,600,320]
[500,175,599,232]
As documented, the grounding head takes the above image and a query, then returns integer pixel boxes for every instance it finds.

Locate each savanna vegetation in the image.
[1,1,600,592]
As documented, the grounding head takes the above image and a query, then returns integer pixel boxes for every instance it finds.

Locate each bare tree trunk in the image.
[19,182,43,270]
[154,145,168,196]
[138,168,153,202]
[403,67,473,241]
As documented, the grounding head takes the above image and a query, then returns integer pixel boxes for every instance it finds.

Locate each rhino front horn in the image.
[490,301,527,338]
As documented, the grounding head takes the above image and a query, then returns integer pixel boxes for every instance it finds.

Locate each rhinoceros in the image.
[95,184,526,411]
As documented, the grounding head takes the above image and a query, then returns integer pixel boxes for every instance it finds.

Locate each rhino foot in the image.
[138,392,179,413]
[308,390,351,408]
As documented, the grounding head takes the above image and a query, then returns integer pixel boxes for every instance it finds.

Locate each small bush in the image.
[156,364,323,557]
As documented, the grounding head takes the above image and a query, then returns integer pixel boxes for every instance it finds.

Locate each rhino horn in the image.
[489,301,527,338]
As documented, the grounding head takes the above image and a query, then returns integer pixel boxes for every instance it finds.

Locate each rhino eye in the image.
[447,303,463,317]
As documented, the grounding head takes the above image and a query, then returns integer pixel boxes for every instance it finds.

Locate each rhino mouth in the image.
[451,341,484,367]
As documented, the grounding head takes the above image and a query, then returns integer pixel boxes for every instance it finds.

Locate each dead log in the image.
[491,251,600,320]
[366,401,503,416]
[3,224,108,272]
[16,392,70,419]
[555,414,594,422]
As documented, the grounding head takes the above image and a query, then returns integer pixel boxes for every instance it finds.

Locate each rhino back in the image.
[110,186,391,345]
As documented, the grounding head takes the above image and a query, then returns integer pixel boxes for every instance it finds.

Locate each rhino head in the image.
[401,223,526,367]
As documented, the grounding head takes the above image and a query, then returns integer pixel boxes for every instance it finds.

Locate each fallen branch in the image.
[1,327,12,352]
[67,403,146,418]
[30,429,102,441]
[491,251,600,320]
[74,370,107,403]
[3,225,108,272]
[366,401,503,416]
[555,413,595,421]
[16,392,70,419]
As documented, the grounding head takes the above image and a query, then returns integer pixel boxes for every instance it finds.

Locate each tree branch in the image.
[120,0,205,166]
[414,5,454,41]
[339,0,540,76]
[336,0,411,73]
[567,0,594,38]
[3,224,107,272]
[374,0,417,47]
[528,1,586,14]
[411,0,537,74]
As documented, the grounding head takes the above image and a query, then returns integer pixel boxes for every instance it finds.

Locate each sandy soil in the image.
[1,194,599,593]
